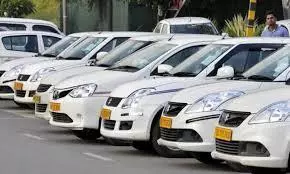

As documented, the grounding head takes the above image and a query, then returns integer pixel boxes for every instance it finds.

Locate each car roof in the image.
[212,37,290,45]
[130,34,223,42]
[160,17,212,25]
[0,17,58,27]
[79,31,152,37]
[0,30,62,37]
[155,34,223,45]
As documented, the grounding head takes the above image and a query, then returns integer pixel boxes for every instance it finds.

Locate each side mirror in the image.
[96,52,108,61]
[86,59,96,66]
[286,71,290,85]
[157,64,173,74]
[217,66,235,78]
[221,32,229,38]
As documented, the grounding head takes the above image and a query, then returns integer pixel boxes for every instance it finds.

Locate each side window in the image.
[161,24,169,34]
[0,23,26,30]
[98,37,129,53]
[154,23,163,33]
[42,36,61,49]
[2,35,38,53]
[32,25,59,34]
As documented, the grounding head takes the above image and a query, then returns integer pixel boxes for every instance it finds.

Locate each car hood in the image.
[170,80,287,104]
[110,76,223,98]
[20,59,85,75]
[41,66,106,85]
[226,87,290,113]
[0,56,52,71]
[55,70,138,93]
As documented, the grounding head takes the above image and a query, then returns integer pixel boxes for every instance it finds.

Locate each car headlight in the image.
[122,88,155,109]
[69,84,97,98]
[249,100,290,124]
[3,65,24,78]
[185,90,244,113]
[30,67,55,82]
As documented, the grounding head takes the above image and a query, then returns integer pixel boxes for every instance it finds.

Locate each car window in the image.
[161,24,169,34]
[32,25,59,34]
[170,23,217,35]
[42,36,61,50]
[153,23,163,33]
[98,37,129,53]
[0,23,26,30]
[2,35,38,53]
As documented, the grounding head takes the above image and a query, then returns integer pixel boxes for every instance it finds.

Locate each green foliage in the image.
[222,14,265,37]
[0,0,35,17]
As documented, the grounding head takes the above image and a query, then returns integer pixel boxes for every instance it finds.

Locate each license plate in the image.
[14,82,23,90]
[33,95,41,104]
[160,116,172,129]
[215,127,232,141]
[50,102,61,112]
[100,108,111,120]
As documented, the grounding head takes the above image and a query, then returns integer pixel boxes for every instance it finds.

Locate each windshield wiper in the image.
[96,63,110,67]
[247,75,273,81]
[107,65,140,71]
[42,54,56,57]
[56,56,81,60]
[156,71,173,76]
[172,72,197,77]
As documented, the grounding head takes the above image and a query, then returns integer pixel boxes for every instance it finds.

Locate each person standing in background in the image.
[261,10,289,37]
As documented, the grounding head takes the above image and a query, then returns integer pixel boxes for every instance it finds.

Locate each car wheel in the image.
[190,152,223,164]
[72,129,101,140]
[14,101,30,109]
[151,120,188,158]
[132,141,153,151]
[227,162,249,172]
[249,167,286,174]
[104,137,130,146]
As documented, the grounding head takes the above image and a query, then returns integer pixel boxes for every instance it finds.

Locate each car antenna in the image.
[168,34,175,41]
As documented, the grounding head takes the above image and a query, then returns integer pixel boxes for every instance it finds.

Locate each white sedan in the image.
[157,45,290,163]
[48,35,222,140]
[100,37,290,157]
[211,87,290,174]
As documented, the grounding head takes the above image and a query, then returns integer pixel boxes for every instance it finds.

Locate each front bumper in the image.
[211,117,290,168]
[14,81,39,104]
[34,88,53,120]
[49,96,108,130]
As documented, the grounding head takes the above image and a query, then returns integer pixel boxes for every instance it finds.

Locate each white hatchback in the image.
[48,35,222,140]
[157,45,290,163]
[100,37,290,157]
[211,87,290,174]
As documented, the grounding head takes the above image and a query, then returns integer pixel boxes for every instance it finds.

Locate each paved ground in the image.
[0,100,241,174]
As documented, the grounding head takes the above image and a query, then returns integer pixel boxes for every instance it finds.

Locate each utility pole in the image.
[62,0,67,35]
[246,0,257,37]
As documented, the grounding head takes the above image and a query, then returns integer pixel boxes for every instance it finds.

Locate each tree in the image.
[0,0,35,18]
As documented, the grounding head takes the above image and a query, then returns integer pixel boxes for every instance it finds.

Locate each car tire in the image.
[150,120,188,158]
[72,129,101,141]
[249,167,286,174]
[132,141,153,151]
[190,152,223,164]
[227,162,249,172]
[14,101,30,109]
[104,137,130,146]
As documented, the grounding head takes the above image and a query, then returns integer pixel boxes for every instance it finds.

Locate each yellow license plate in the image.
[33,95,41,104]
[160,116,172,129]
[100,108,111,120]
[50,102,61,112]
[14,82,23,90]
[215,127,232,141]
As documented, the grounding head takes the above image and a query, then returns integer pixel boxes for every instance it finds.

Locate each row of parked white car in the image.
[0,17,290,174]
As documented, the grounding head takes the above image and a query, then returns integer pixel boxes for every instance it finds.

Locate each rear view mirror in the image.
[96,52,108,61]
[217,66,235,78]
[157,64,173,74]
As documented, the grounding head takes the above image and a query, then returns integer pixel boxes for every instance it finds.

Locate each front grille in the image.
[37,84,52,92]
[106,97,123,107]
[163,102,187,117]
[16,90,26,97]
[36,104,47,113]
[29,91,36,97]
[53,89,73,100]
[160,128,202,142]
[17,74,30,81]
[51,112,73,123]
[0,71,5,77]
[216,139,240,155]
[219,110,251,127]
[0,86,13,93]
[104,120,116,130]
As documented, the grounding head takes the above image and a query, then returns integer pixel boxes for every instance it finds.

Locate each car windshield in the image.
[41,36,79,57]
[58,37,106,60]
[170,23,217,35]
[169,44,233,77]
[243,46,290,81]
[96,39,152,67]
[107,42,176,72]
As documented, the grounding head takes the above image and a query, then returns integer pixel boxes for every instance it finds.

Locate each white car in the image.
[157,45,290,163]
[100,37,290,157]
[0,17,63,35]
[34,34,172,120]
[13,32,149,107]
[211,87,290,174]
[0,31,62,63]
[0,33,87,100]
[48,35,223,140]
[153,17,219,35]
